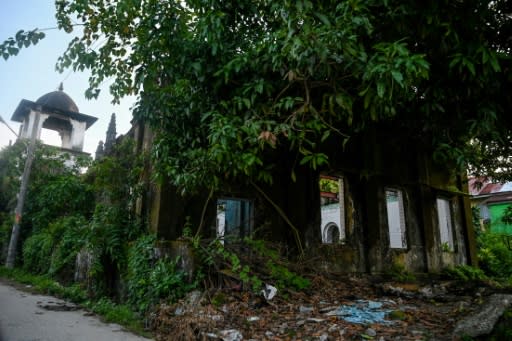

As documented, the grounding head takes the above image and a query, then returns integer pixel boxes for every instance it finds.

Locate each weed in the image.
[127,234,196,314]
[442,265,488,282]
[387,263,416,282]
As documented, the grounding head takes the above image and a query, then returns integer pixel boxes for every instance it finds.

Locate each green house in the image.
[469,179,512,236]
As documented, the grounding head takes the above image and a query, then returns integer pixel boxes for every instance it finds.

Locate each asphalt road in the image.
[0,281,152,341]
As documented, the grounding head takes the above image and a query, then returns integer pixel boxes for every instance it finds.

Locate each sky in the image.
[0,1,136,155]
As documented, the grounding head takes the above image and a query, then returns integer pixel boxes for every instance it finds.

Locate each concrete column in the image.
[35,113,49,140]
[60,129,72,149]
[20,112,35,139]
[70,120,86,151]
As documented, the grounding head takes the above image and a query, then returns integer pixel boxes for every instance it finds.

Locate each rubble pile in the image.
[152,275,512,340]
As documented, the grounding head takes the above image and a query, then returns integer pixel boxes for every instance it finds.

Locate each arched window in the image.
[323,222,341,244]
[320,175,346,244]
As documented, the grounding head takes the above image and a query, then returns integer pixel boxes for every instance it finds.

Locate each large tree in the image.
[2,0,511,186]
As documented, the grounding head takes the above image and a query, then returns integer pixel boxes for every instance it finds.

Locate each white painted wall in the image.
[321,203,345,243]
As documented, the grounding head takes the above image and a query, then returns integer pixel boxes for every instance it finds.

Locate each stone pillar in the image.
[35,113,49,140]
[19,110,48,141]
[70,120,86,151]
[61,129,72,149]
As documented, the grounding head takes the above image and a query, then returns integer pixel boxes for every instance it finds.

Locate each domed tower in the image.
[11,83,97,153]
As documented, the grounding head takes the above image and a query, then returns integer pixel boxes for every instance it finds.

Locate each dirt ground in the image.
[152,274,511,341]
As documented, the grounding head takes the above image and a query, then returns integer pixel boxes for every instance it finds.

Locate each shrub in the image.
[477,231,512,280]
[48,215,88,282]
[442,265,488,282]
[22,215,88,280]
[22,231,54,274]
[127,234,195,313]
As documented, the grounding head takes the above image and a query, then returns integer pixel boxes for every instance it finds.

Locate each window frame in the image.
[436,196,456,252]
[319,175,346,244]
[384,187,408,249]
[216,197,254,243]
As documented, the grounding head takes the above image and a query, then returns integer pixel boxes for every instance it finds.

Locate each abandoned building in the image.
[10,83,97,160]
[126,119,477,275]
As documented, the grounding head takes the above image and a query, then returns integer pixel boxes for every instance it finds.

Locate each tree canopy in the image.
[2,0,512,189]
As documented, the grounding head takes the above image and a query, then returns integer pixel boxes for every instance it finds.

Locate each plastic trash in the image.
[261,284,277,301]
[325,300,393,325]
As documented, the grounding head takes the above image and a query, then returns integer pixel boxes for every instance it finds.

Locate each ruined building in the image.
[129,120,477,274]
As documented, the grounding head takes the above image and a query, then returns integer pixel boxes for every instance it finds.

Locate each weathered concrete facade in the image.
[132,120,477,274]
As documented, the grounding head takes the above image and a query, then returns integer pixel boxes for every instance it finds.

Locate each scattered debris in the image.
[261,284,277,301]
[299,305,314,314]
[219,329,243,341]
[325,300,393,325]
[152,275,512,340]
[37,302,79,311]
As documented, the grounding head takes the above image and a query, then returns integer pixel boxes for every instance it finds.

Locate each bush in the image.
[127,234,195,314]
[48,216,88,281]
[477,231,512,280]
[442,265,488,282]
[22,215,88,279]
[22,231,54,274]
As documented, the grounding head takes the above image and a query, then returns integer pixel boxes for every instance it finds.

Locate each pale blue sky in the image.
[0,1,135,155]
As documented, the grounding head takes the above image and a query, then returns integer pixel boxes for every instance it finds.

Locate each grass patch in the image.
[86,297,149,336]
[0,266,150,337]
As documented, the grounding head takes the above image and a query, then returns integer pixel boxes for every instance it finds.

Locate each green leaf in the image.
[314,12,331,27]
[299,155,312,165]
[321,130,330,142]
[377,81,385,98]
[465,59,476,76]
[7,47,19,56]
[489,54,501,72]
[391,70,403,86]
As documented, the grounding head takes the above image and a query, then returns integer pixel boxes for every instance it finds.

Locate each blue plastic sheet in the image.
[327,300,393,325]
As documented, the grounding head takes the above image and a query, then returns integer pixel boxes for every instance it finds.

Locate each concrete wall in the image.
[133,122,477,274]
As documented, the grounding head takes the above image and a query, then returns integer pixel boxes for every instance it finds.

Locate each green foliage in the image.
[441,242,452,253]
[198,238,311,292]
[266,261,311,291]
[0,266,87,303]
[0,142,26,213]
[319,178,339,194]
[25,0,499,193]
[442,265,488,282]
[88,204,130,269]
[22,230,54,274]
[27,172,93,231]
[0,29,45,60]
[501,205,512,225]
[245,238,311,291]
[87,297,147,335]
[127,235,195,313]
[22,215,88,280]
[387,263,416,283]
[47,0,511,188]
[83,138,145,296]
[48,215,89,279]
[477,230,512,280]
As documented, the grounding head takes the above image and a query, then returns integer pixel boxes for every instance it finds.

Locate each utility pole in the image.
[0,116,19,137]
[5,110,40,268]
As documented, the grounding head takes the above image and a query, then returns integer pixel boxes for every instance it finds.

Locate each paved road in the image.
[0,281,152,341]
